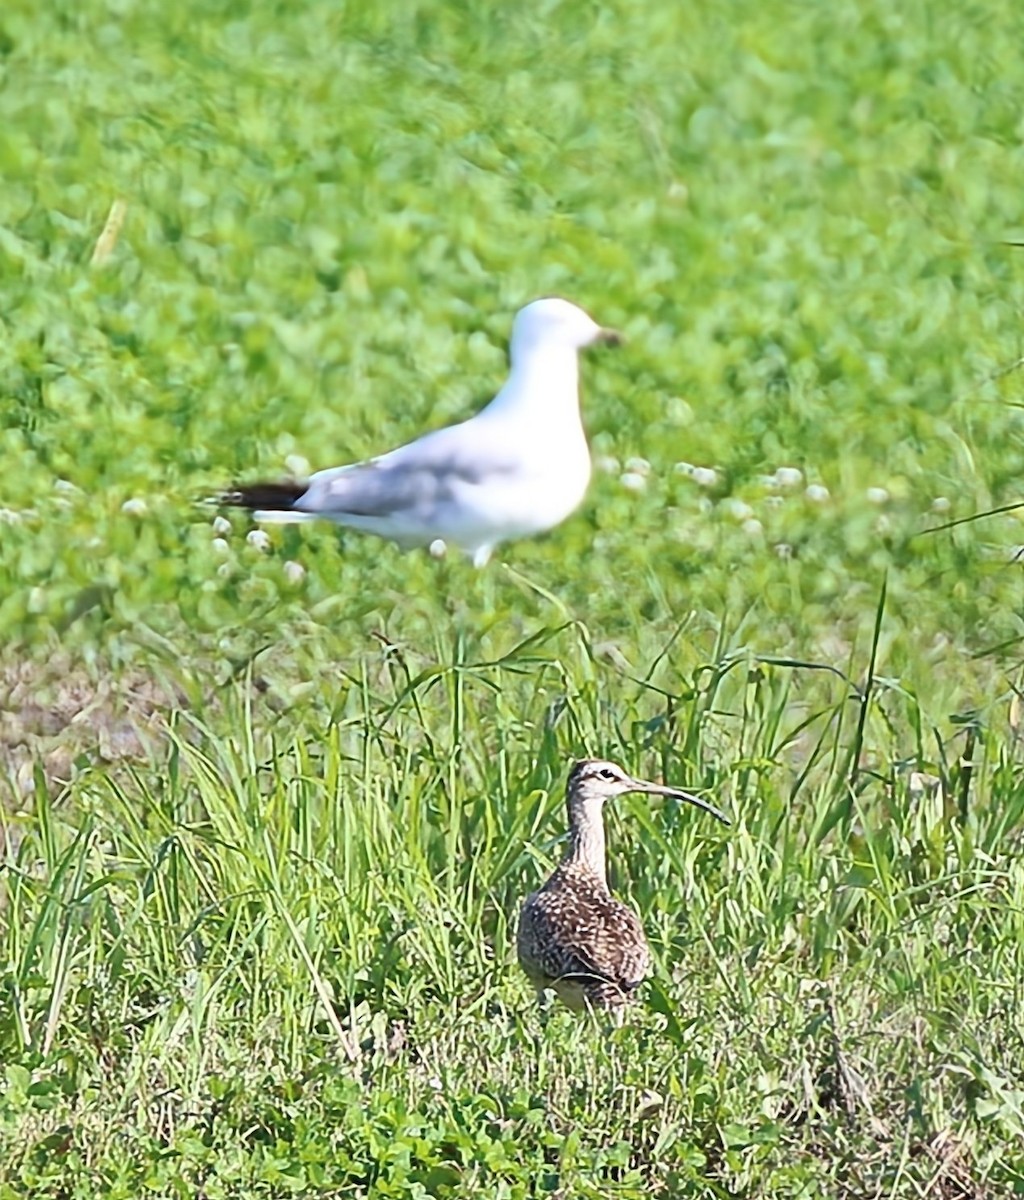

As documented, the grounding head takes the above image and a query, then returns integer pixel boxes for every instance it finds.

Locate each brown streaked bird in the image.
[517,759,729,1014]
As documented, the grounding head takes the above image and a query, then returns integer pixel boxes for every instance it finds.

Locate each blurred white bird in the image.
[222,297,621,566]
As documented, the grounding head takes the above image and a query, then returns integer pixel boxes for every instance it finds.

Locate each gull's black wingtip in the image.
[218,481,307,511]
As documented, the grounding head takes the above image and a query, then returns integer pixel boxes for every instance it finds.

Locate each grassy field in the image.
[3,0,1024,1194]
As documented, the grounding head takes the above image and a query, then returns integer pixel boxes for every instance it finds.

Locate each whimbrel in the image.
[517,759,729,1013]
[221,298,621,567]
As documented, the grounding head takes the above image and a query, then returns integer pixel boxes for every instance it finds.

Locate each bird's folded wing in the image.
[523,899,649,989]
[298,421,521,518]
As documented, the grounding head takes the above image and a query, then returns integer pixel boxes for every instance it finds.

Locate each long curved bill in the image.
[627,776,730,825]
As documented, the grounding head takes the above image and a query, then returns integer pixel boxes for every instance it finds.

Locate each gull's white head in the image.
[509,297,622,363]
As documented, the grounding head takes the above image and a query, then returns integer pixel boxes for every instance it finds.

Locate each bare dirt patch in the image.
[0,653,185,805]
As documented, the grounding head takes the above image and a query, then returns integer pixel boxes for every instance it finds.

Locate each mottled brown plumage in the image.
[517,759,729,1013]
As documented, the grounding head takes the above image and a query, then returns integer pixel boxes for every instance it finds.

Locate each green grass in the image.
[3,0,1024,1194]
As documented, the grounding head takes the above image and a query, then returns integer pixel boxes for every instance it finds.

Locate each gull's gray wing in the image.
[296,418,518,519]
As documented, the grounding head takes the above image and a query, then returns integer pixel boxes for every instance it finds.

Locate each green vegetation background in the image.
[2,0,1024,1195]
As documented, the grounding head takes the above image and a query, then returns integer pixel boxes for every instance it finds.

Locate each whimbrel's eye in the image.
[598,768,618,781]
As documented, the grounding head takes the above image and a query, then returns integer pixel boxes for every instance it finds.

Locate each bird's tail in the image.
[220,481,306,512]
[217,481,320,523]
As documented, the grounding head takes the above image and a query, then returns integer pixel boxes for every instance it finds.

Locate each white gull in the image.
[222,297,621,566]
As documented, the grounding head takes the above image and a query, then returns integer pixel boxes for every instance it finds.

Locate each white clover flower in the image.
[774,466,803,488]
[217,562,233,579]
[805,484,830,503]
[0,508,23,525]
[673,461,694,476]
[246,529,271,551]
[619,471,647,492]
[723,498,753,521]
[429,538,447,559]
[211,537,231,555]
[54,479,81,494]
[742,518,763,537]
[691,466,718,488]
[624,456,651,476]
[931,496,951,514]
[594,455,621,474]
[666,396,693,424]
[121,497,147,516]
[757,474,780,490]
[285,454,310,477]
[212,515,232,534]
[283,560,306,584]
[774,542,794,559]
[866,487,890,505]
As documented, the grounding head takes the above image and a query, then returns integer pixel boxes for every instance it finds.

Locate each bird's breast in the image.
[485,423,591,531]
